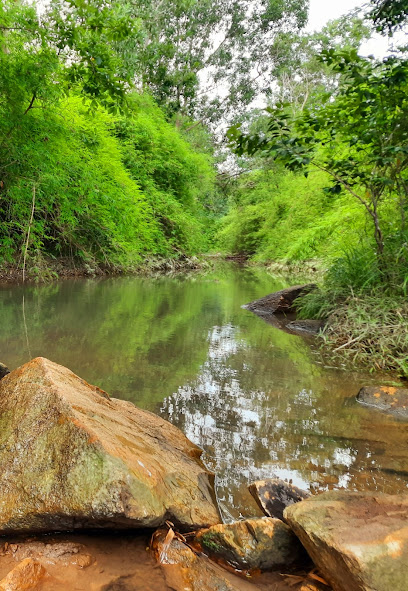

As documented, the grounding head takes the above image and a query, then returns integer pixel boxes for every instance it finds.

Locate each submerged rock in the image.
[152,529,262,591]
[357,385,408,418]
[243,284,316,317]
[0,363,9,380]
[284,490,408,591]
[286,319,325,336]
[0,558,47,591]
[249,479,310,521]
[195,517,304,571]
[0,357,220,533]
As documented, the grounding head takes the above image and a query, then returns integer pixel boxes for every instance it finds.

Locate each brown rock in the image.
[357,385,408,418]
[0,358,220,533]
[0,558,47,591]
[243,285,316,317]
[284,490,408,591]
[249,479,310,521]
[152,529,263,591]
[195,517,304,571]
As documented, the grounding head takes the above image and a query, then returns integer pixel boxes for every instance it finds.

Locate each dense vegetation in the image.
[0,0,221,274]
[0,0,309,277]
[224,2,408,375]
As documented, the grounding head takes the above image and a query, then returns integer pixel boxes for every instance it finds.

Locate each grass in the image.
[297,291,408,378]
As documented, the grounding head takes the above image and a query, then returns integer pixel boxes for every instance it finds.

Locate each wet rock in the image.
[0,357,220,534]
[243,284,316,317]
[357,385,408,418]
[195,517,304,571]
[286,320,325,336]
[249,479,310,521]
[6,540,93,568]
[151,529,262,591]
[284,490,408,591]
[0,558,47,590]
[0,363,9,380]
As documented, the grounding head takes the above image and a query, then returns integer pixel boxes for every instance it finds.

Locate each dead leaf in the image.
[159,527,176,564]
[309,571,330,586]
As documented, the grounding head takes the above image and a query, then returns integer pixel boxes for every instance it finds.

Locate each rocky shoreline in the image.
[0,357,406,590]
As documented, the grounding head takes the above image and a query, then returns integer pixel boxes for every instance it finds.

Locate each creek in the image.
[1,263,407,521]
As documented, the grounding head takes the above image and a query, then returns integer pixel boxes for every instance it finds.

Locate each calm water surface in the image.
[1,264,407,519]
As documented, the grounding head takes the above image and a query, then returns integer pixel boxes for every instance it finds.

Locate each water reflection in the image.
[159,305,408,519]
[0,264,407,520]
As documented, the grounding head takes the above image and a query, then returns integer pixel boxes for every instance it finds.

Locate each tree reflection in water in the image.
[160,323,408,520]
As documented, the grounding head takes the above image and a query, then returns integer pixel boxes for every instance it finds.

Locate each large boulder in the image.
[249,479,310,521]
[284,491,408,591]
[357,385,408,418]
[195,517,304,571]
[0,357,221,533]
[243,284,316,317]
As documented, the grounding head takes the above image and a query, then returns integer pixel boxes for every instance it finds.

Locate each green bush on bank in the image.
[0,94,215,270]
[217,167,367,262]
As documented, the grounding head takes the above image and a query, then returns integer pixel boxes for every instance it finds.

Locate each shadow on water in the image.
[1,263,407,520]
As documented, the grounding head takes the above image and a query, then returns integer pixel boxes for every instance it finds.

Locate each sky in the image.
[307,0,367,32]
[307,0,403,57]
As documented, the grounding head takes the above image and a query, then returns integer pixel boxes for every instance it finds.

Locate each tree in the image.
[0,0,139,192]
[0,0,140,268]
[268,14,370,113]
[227,50,408,274]
[0,0,137,113]
[119,0,309,125]
[370,0,408,33]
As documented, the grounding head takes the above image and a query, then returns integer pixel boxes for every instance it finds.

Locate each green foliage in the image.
[0,0,137,115]
[217,167,369,261]
[0,93,215,268]
[269,14,370,113]
[370,0,408,33]
[119,0,308,124]
[115,94,215,255]
[0,0,217,270]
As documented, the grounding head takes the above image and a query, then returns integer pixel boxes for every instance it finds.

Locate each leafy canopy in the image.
[119,0,308,124]
[370,0,408,33]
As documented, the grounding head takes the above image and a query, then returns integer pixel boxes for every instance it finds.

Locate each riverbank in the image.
[0,255,216,284]
[319,295,408,378]
[295,288,408,380]
[239,264,408,380]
